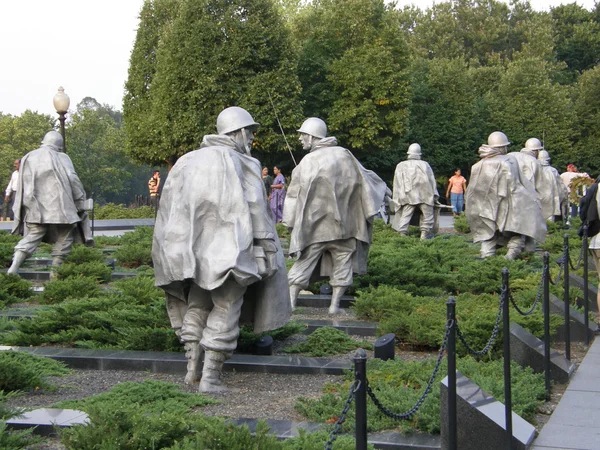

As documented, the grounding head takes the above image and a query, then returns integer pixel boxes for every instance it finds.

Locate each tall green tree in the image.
[572,64,600,175]
[124,0,303,167]
[292,0,410,170]
[0,111,55,196]
[485,57,575,169]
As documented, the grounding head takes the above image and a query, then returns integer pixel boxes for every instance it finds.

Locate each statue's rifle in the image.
[267,91,297,167]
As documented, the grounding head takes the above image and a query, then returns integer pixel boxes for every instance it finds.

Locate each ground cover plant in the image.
[93,203,155,219]
[283,327,373,357]
[0,391,40,450]
[295,356,545,434]
[55,380,366,450]
[114,226,153,268]
[0,274,32,308]
[0,350,70,393]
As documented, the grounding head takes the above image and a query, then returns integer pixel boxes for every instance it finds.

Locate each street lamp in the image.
[53,86,70,152]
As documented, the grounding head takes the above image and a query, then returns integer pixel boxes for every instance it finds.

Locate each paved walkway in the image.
[532,337,600,449]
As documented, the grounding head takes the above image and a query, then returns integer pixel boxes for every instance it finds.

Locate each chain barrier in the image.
[366,320,451,420]
[324,380,360,450]
[456,289,504,356]
[509,269,545,316]
[569,236,585,271]
[549,255,565,286]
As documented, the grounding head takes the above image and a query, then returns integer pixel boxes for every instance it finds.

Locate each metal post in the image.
[583,225,590,346]
[564,234,571,361]
[543,252,551,399]
[446,297,457,450]
[58,111,67,153]
[502,267,513,450]
[353,348,368,450]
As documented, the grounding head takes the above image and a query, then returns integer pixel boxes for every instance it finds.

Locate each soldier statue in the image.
[152,107,291,393]
[390,143,439,239]
[283,118,387,314]
[466,131,546,259]
[538,149,569,221]
[8,131,91,276]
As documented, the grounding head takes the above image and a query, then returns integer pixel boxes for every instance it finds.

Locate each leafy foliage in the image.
[0,350,69,393]
[283,327,372,357]
[93,203,155,219]
[39,276,101,304]
[56,262,112,283]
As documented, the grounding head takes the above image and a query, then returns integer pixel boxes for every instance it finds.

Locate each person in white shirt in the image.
[2,159,20,221]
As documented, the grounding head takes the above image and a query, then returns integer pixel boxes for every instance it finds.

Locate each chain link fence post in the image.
[564,234,571,361]
[354,349,368,450]
[446,297,457,450]
[583,224,590,346]
[502,267,513,450]
[543,252,551,399]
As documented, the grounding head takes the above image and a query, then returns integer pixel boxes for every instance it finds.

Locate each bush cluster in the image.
[0,350,69,393]
[283,327,373,357]
[0,274,32,309]
[295,356,545,434]
[115,226,153,268]
[93,203,155,219]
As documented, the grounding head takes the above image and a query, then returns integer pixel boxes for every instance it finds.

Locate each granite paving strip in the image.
[532,336,600,450]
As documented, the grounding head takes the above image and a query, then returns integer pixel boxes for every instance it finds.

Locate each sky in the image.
[0,0,596,118]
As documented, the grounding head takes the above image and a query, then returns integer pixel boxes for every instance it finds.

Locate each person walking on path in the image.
[148,170,161,209]
[446,168,467,216]
[269,166,286,223]
[2,159,20,221]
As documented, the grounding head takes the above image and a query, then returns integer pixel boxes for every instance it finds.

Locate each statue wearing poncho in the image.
[466,132,546,260]
[538,150,569,221]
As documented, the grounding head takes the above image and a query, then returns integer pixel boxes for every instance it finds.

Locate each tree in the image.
[572,64,600,174]
[67,102,132,203]
[124,0,303,167]
[0,111,55,196]
[485,57,575,169]
[292,0,410,171]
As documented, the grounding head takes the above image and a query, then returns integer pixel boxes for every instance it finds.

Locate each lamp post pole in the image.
[53,86,70,152]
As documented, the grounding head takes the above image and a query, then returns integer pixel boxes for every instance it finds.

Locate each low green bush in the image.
[40,276,101,304]
[283,327,373,357]
[93,235,122,246]
[0,273,32,300]
[0,422,40,450]
[120,226,154,246]
[453,213,471,233]
[64,245,105,264]
[0,231,20,245]
[115,243,153,268]
[237,321,306,353]
[57,262,112,283]
[295,356,545,434]
[93,203,155,219]
[0,243,13,268]
[0,350,69,393]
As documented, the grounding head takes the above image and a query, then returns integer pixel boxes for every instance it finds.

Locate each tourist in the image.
[269,165,286,223]
[262,167,272,198]
[446,168,467,216]
[391,143,439,239]
[152,107,290,392]
[2,159,20,221]
[284,117,387,314]
[8,131,88,275]
[148,170,161,209]
[466,131,546,259]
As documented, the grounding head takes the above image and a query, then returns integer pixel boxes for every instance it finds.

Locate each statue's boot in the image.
[199,350,228,393]
[504,248,522,261]
[289,284,302,309]
[328,286,347,315]
[420,230,432,240]
[49,256,64,281]
[183,341,203,385]
[7,251,28,275]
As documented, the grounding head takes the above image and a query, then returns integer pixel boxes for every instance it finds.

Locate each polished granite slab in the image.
[296,294,355,308]
[569,273,599,312]
[510,322,574,384]
[7,346,352,375]
[0,218,154,233]
[300,319,378,336]
[6,408,89,436]
[229,418,441,449]
[1,269,137,281]
[549,293,598,342]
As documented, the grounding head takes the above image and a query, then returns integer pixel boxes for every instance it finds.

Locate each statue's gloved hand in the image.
[254,239,278,279]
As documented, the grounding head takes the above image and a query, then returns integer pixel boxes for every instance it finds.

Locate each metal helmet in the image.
[297,118,327,139]
[487,131,510,148]
[524,138,543,151]
[41,130,64,150]
[407,143,422,156]
[216,107,259,135]
[538,150,550,164]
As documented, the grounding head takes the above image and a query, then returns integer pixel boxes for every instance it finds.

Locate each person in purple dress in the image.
[270,166,286,222]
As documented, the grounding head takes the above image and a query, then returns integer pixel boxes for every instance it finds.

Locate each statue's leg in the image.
[180,285,212,385]
[328,240,355,314]
[419,204,435,239]
[287,243,324,308]
[199,279,247,393]
[393,205,415,235]
[505,234,526,260]
[480,236,498,258]
[49,224,76,280]
[8,223,45,275]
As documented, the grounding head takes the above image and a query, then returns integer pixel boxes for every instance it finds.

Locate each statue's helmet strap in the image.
[297,117,327,139]
[216,107,259,135]
[487,131,510,148]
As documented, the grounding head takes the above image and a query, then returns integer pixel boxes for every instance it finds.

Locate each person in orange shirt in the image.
[446,168,467,216]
